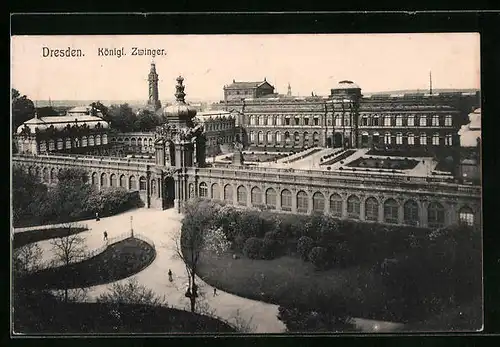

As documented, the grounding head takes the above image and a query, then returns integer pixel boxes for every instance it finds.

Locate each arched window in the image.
[237,185,247,205]
[102,134,108,145]
[211,183,220,200]
[312,192,325,213]
[224,184,233,202]
[131,138,137,146]
[347,195,360,219]
[420,133,427,145]
[258,131,264,143]
[96,134,101,146]
[384,199,399,224]
[396,133,403,145]
[267,131,273,143]
[432,133,440,145]
[408,133,414,145]
[88,136,95,146]
[365,197,379,221]
[419,115,427,127]
[265,188,276,209]
[396,115,403,126]
[259,116,265,125]
[407,115,415,127]
[100,173,107,187]
[428,202,445,228]
[39,141,47,153]
[329,194,343,217]
[65,138,72,149]
[432,114,440,127]
[129,176,137,190]
[199,182,208,197]
[139,176,147,191]
[151,179,156,197]
[48,140,55,151]
[445,134,453,146]
[124,138,130,145]
[404,200,419,225]
[276,116,282,126]
[188,182,195,199]
[276,131,282,144]
[251,187,262,205]
[250,116,256,125]
[50,168,57,182]
[137,138,142,147]
[296,191,309,213]
[384,116,391,126]
[459,206,474,226]
[91,172,98,186]
[120,174,126,188]
[281,189,292,211]
[335,116,342,127]
[81,136,88,147]
[110,174,117,187]
[313,132,319,145]
[42,167,49,182]
[284,131,291,144]
[384,132,391,144]
[303,132,309,146]
[294,131,300,143]
[250,131,255,143]
[445,115,452,126]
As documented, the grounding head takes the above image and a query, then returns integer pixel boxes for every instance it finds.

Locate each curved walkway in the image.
[14,208,404,333]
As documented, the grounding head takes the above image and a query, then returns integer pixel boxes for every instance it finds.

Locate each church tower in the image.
[147,62,162,111]
[287,83,292,97]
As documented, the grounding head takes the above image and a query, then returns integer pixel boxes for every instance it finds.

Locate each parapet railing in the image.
[12,222,90,234]
[13,153,152,167]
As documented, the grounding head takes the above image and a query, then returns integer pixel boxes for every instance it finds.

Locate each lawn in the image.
[19,237,156,289]
[14,291,236,333]
[195,251,397,322]
[13,226,88,249]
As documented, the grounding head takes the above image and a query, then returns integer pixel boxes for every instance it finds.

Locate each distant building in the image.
[146,62,162,112]
[196,110,237,157]
[14,106,113,156]
[223,79,275,102]
[458,108,481,183]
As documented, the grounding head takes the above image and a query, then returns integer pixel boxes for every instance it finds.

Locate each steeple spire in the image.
[175,76,186,103]
[147,62,161,111]
[287,83,292,97]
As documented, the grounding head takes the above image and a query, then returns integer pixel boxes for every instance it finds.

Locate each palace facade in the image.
[217,80,479,155]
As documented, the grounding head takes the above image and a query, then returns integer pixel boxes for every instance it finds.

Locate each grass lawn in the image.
[14,292,235,333]
[19,237,156,289]
[347,157,419,170]
[195,251,397,322]
[14,226,88,249]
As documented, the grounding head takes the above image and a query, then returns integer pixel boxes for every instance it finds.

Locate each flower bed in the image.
[19,237,156,289]
[346,157,419,170]
[320,149,356,166]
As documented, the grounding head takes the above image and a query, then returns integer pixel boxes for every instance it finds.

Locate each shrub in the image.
[242,237,264,259]
[260,237,279,260]
[297,236,314,261]
[308,246,328,270]
[277,305,357,332]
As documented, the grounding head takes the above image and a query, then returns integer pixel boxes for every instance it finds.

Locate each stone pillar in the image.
[447,202,458,227]
[378,198,385,223]
[292,188,297,214]
[359,195,366,221]
[420,200,428,228]
[308,191,313,214]
[246,185,252,207]
[276,187,282,211]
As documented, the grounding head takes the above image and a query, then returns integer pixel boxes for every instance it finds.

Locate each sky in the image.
[11,33,480,102]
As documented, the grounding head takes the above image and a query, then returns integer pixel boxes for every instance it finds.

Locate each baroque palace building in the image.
[12,73,482,230]
[217,80,479,156]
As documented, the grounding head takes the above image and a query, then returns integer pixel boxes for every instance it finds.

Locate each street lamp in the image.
[130,216,134,238]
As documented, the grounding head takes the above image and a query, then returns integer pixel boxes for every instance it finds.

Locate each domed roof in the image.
[163,76,197,121]
[334,80,360,90]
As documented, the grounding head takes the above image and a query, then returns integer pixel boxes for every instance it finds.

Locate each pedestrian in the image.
[213,288,217,297]
[168,269,173,282]
[96,212,100,221]
[103,231,108,241]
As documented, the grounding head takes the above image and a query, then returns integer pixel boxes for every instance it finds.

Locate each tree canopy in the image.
[12,88,35,131]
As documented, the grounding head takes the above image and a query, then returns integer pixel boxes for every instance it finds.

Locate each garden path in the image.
[14,208,404,333]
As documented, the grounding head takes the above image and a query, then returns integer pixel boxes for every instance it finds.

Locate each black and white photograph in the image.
[11,32,482,334]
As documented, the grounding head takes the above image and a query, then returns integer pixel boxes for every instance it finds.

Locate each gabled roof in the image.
[224,80,274,90]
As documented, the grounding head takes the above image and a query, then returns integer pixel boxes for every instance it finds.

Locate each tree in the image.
[97,278,166,306]
[297,236,314,261]
[12,167,48,226]
[13,243,44,277]
[49,223,88,303]
[12,88,36,130]
[107,104,137,132]
[242,237,264,259]
[134,109,160,131]
[175,199,229,312]
[89,101,110,120]
[308,246,328,270]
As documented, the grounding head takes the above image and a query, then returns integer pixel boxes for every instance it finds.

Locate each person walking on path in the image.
[168,269,173,282]
[103,231,108,241]
[213,288,217,297]
[96,212,100,221]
